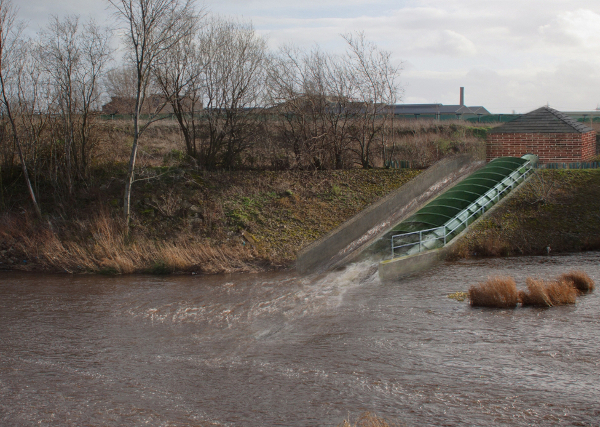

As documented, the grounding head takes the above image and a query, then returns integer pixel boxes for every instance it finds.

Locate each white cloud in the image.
[539,9,600,48]
[417,30,477,57]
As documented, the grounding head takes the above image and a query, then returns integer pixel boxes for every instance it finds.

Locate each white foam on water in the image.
[125,260,380,333]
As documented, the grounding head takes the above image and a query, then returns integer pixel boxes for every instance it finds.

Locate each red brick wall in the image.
[486,131,596,163]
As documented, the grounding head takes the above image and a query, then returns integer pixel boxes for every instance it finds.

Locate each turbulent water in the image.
[1,253,599,426]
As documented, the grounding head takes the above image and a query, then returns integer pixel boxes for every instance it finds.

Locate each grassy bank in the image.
[449,169,600,259]
[93,118,491,169]
[0,168,419,274]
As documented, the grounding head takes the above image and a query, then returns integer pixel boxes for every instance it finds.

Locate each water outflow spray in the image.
[124,260,381,340]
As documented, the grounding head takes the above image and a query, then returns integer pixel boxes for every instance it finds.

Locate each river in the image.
[1,252,599,426]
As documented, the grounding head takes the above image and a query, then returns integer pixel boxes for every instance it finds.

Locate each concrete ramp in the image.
[295,154,484,274]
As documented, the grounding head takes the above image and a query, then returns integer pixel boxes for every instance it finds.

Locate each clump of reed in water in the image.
[337,412,401,427]
[559,270,595,294]
[519,278,577,307]
[467,270,594,308]
[468,276,519,308]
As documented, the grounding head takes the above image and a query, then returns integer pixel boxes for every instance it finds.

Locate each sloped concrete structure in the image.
[295,154,483,274]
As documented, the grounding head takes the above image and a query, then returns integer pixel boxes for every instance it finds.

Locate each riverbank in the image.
[449,169,600,259]
[0,169,419,274]
[3,168,600,274]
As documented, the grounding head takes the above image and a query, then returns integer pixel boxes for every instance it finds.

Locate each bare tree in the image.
[0,0,42,218]
[343,32,401,168]
[153,16,204,159]
[77,20,112,176]
[13,41,53,197]
[39,16,78,194]
[107,0,199,226]
[103,65,141,115]
[38,15,112,188]
[268,46,321,169]
[105,65,137,101]
[268,45,355,169]
[196,17,267,170]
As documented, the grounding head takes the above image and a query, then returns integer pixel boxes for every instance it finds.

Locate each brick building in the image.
[486,106,596,164]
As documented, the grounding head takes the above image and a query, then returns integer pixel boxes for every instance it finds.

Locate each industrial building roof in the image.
[489,106,593,134]
[391,104,490,115]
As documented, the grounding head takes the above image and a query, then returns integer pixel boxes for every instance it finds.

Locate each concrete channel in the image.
[295,154,484,274]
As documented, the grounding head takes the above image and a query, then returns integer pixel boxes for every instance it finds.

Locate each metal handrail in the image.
[390,161,533,258]
[391,226,446,258]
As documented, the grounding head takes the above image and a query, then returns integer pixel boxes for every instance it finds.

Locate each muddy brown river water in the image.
[1,253,599,426]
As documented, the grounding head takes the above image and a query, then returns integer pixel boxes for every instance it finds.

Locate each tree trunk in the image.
[0,72,42,219]
[123,88,141,227]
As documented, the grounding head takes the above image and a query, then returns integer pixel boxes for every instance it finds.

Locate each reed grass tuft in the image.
[519,279,551,307]
[559,270,595,294]
[546,279,578,305]
[468,270,593,309]
[518,278,577,307]
[468,276,519,308]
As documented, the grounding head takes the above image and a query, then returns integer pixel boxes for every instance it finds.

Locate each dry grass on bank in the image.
[92,118,491,170]
[1,168,421,274]
[468,276,519,308]
[337,412,402,427]
[0,210,260,274]
[559,270,595,294]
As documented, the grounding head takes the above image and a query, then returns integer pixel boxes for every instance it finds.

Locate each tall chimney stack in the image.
[460,87,464,106]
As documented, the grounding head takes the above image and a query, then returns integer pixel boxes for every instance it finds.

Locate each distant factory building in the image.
[486,106,596,164]
[392,87,491,121]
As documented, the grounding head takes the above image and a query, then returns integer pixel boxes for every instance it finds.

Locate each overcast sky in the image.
[18,0,600,113]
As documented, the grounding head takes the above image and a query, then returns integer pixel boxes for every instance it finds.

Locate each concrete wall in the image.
[486,131,596,163]
[378,248,446,281]
[296,154,482,274]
